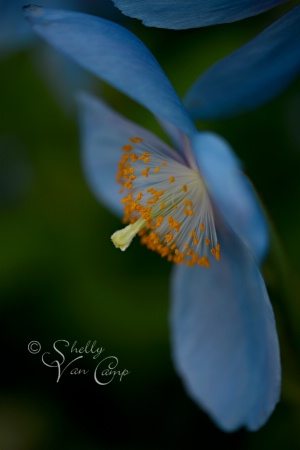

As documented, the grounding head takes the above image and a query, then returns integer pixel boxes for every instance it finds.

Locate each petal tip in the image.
[23,4,43,19]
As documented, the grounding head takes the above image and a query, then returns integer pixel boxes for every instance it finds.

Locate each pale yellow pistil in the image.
[111,217,146,251]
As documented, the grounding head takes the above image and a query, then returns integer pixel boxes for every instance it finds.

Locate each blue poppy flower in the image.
[110,0,289,29]
[24,6,281,431]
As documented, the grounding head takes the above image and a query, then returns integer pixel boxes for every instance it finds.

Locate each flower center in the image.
[111,137,220,267]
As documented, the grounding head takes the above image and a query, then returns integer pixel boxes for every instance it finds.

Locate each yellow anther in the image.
[119,189,124,194]
[141,168,150,177]
[151,217,164,229]
[154,167,160,173]
[136,192,143,201]
[200,223,205,231]
[188,254,199,267]
[173,220,181,232]
[190,230,196,237]
[130,154,138,162]
[167,216,181,232]
[198,257,210,268]
[121,194,132,204]
[205,238,211,246]
[129,137,143,143]
[139,152,150,160]
[162,162,167,167]
[124,182,133,189]
[160,202,165,209]
[165,234,173,243]
[129,201,136,210]
[156,216,164,226]
[193,237,199,245]
[174,253,185,264]
[122,144,133,152]
[182,184,187,193]
[169,176,175,183]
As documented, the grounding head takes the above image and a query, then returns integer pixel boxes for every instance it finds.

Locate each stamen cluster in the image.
[115,137,220,267]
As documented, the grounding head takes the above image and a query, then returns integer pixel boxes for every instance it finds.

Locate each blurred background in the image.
[1,1,300,449]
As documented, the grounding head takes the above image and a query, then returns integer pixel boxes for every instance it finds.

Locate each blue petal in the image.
[111,0,288,29]
[156,118,187,152]
[184,5,300,119]
[78,92,180,216]
[170,224,281,431]
[192,132,269,263]
[24,6,195,137]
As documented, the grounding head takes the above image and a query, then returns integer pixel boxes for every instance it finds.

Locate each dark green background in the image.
[1,2,300,449]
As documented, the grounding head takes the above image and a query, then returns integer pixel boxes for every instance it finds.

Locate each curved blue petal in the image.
[184,5,300,119]
[112,0,288,29]
[78,92,180,216]
[170,223,281,431]
[192,132,269,263]
[24,6,195,138]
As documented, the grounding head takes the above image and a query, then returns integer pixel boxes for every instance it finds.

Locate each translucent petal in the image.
[184,5,300,119]
[192,132,269,263]
[78,92,178,216]
[112,0,288,29]
[170,222,281,431]
[156,118,187,153]
[24,5,195,137]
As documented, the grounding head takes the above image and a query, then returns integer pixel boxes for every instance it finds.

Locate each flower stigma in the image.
[111,137,220,267]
